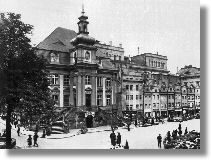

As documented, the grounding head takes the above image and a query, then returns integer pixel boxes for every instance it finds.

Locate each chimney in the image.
[109,41,112,46]
[119,43,122,48]
[138,47,140,55]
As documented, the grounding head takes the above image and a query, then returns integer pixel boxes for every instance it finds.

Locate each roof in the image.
[36,27,77,52]
[177,66,200,77]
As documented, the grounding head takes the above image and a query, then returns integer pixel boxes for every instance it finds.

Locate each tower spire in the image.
[82,0,85,15]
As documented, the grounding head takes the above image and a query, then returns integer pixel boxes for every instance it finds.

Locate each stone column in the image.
[69,73,74,106]
[76,75,81,107]
[111,78,116,105]
[102,77,106,106]
[59,75,64,107]
[81,75,85,106]
[91,75,97,106]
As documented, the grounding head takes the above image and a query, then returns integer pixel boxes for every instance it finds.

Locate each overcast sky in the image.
[0,0,200,74]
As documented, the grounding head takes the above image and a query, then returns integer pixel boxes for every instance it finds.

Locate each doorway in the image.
[86,94,91,108]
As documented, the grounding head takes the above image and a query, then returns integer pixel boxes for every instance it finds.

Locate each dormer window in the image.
[50,52,59,63]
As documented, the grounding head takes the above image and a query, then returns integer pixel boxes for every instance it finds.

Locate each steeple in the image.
[77,3,89,35]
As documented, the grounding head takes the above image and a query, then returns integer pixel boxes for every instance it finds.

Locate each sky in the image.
[0,0,200,74]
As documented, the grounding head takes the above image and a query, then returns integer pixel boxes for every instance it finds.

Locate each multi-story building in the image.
[36,9,121,128]
[36,8,200,127]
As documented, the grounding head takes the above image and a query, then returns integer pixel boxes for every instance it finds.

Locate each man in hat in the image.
[157,134,162,148]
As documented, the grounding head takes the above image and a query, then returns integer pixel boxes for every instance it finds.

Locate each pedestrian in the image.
[33,132,39,147]
[14,120,18,128]
[41,128,46,138]
[116,132,121,147]
[17,126,20,136]
[27,135,32,147]
[124,140,129,149]
[127,123,130,131]
[175,129,178,137]
[110,131,116,148]
[135,119,137,127]
[184,127,188,135]
[157,134,162,148]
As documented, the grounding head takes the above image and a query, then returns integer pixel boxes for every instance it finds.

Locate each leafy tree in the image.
[0,12,54,148]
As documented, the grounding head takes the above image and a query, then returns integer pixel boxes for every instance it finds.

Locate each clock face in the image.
[85,51,91,60]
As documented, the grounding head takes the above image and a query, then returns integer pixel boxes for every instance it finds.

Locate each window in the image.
[97,77,102,87]
[51,74,59,85]
[106,78,111,87]
[136,85,139,91]
[64,75,70,85]
[130,106,133,111]
[136,95,139,100]
[153,95,155,99]
[126,105,129,111]
[106,95,111,105]
[158,62,160,67]
[52,95,59,104]
[130,95,133,100]
[130,85,133,91]
[126,95,129,100]
[85,75,91,85]
[157,95,159,100]
[85,51,91,60]
[64,95,69,106]
[140,104,143,109]
[50,52,59,63]
[139,95,142,100]
[136,104,139,109]
[126,85,129,90]
[97,94,102,106]
[157,103,159,108]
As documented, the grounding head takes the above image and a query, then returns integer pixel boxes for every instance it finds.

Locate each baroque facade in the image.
[36,9,200,127]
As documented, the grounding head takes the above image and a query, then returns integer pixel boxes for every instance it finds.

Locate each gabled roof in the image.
[36,27,77,52]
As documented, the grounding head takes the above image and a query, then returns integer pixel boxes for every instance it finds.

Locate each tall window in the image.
[106,94,111,105]
[126,85,129,90]
[85,75,91,85]
[97,94,102,106]
[130,85,133,91]
[50,52,59,63]
[136,85,139,91]
[126,95,129,100]
[106,78,111,87]
[64,75,70,85]
[64,95,69,106]
[97,77,102,87]
[51,74,59,85]
[136,95,139,100]
[130,95,133,100]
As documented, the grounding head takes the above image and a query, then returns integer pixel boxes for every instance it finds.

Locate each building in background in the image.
[35,8,200,128]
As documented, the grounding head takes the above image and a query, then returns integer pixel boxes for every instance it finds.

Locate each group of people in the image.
[27,132,39,147]
[110,131,129,149]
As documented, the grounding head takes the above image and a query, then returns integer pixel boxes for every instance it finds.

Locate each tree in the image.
[0,12,54,148]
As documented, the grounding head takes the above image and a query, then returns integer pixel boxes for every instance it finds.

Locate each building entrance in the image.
[86,115,93,128]
[86,94,91,108]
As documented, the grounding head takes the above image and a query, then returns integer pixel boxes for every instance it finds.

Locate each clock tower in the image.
[70,6,98,114]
